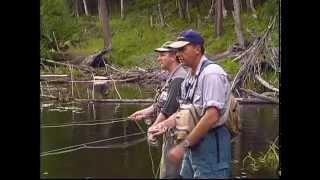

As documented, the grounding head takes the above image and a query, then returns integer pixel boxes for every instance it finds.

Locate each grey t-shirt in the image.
[160,65,187,118]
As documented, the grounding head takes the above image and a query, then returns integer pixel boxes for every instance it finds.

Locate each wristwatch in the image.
[181,139,191,148]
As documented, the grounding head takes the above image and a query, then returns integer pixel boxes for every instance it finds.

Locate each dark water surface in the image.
[40,82,279,178]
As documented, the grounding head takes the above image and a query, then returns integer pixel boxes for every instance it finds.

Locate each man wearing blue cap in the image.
[128,41,186,178]
[166,30,232,178]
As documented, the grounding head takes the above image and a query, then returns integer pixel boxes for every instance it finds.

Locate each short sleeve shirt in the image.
[180,55,231,126]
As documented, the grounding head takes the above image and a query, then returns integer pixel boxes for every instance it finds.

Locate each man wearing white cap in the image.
[128,41,186,178]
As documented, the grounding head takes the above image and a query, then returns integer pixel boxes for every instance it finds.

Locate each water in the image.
[40,82,279,178]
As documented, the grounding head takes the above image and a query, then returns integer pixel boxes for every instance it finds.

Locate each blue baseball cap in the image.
[168,30,204,49]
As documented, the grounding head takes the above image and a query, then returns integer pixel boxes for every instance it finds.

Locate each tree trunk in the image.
[158,0,165,27]
[73,0,79,17]
[222,0,227,18]
[186,0,191,21]
[120,0,124,19]
[246,0,250,11]
[249,0,257,18]
[177,0,186,19]
[215,0,224,37]
[232,0,245,49]
[207,0,215,18]
[99,0,112,50]
[178,0,183,18]
[83,0,89,16]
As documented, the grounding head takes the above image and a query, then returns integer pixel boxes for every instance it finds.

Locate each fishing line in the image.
[41,117,128,128]
[41,132,146,157]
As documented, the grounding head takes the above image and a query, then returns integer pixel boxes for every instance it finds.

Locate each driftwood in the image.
[44,76,141,84]
[75,98,154,103]
[255,74,279,93]
[261,91,277,97]
[41,58,95,73]
[230,15,278,93]
[41,74,69,78]
[41,95,58,100]
[240,88,279,104]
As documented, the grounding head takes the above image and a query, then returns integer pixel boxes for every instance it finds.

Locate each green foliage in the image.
[242,137,279,174]
[41,0,279,71]
[217,58,240,78]
[41,0,82,57]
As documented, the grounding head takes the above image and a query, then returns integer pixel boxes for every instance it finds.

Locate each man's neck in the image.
[168,63,179,74]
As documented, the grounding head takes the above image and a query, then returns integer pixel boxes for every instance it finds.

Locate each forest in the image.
[40,0,279,103]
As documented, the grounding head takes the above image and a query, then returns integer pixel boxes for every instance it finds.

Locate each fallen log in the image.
[41,58,95,73]
[42,77,141,84]
[255,74,279,93]
[75,98,154,103]
[240,88,279,104]
[41,95,58,100]
[41,74,69,78]
[261,91,278,97]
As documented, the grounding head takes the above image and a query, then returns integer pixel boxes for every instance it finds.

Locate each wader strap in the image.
[215,130,220,163]
[190,60,213,101]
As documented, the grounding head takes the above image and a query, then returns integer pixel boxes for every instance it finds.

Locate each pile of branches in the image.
[231,15,279,103]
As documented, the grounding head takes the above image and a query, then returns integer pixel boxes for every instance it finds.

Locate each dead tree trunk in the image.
[158,0,165,27]
[99,0,112,50]
[232,0,245,49]
[83,0,89,16]
[250,0,257,18]
[177,0,187,19]
[222,0,227,18]
[246,0,250,11]
[186,0,191,21]
[215,0,224,37]
[207,0,215,18]
[120,0,124,19]
[73,0,79,17]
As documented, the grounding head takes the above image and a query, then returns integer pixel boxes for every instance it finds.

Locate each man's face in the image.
[176,44,199,67]
[157,52,175,70]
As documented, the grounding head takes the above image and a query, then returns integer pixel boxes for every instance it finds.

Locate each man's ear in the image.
[193,45,202,55]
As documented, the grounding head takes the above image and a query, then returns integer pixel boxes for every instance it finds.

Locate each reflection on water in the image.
[41,102,278,178]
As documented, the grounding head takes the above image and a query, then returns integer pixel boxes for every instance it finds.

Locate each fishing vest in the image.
[174,60,241,141]
[152,65,186,123]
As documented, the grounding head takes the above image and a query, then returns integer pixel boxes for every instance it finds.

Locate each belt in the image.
[208,124,225,133]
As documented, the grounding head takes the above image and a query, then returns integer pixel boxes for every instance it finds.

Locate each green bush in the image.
[41,0,81,57]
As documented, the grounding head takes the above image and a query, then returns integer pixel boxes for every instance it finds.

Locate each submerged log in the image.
[75,98,154,103]
[41,74,69,78]
[240,88,279,104]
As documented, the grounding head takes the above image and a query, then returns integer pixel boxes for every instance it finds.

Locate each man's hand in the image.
[168,143,186,164]
[128,110,146,121]
[128,106,155,121]
[148,123,168,136]
[148,114,176,137]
